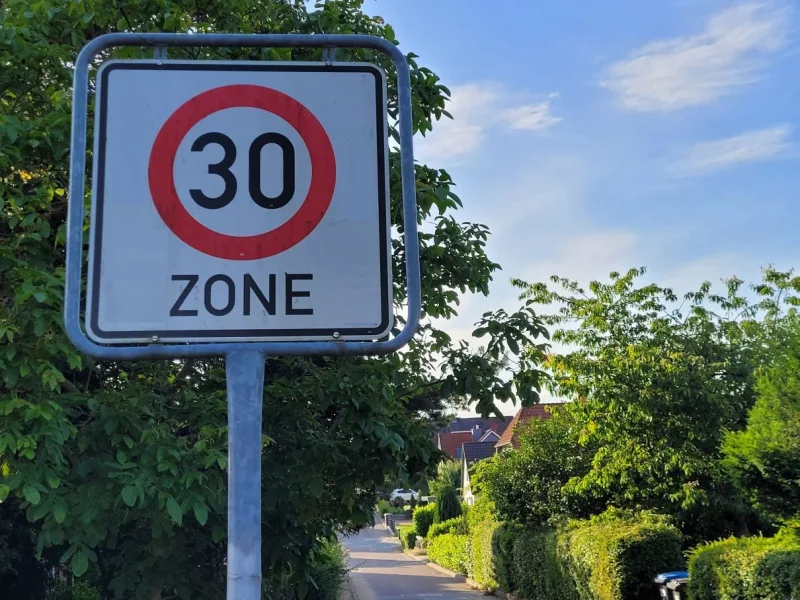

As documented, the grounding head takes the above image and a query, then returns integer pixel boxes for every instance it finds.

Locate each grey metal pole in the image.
[225,350,265,600]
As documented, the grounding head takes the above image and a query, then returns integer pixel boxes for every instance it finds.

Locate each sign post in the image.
[66,33,420,600]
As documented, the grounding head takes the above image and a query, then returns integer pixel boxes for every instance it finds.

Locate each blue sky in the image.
[366,0,799,415]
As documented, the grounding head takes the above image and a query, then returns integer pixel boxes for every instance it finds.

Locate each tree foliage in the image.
[505,267,800,543]
[0,0,550,597]
[435,486,462,524]
[477,406,596,527]
[723,313,800,524]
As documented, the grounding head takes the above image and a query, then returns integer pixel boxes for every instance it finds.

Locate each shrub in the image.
[413,504,436,538]
[559,510,683,600]
[397,525,417,550]
[466,493,495,532]
[428,516,468,540]
[307,540,350,600]
[49,581,101,600]
[513,526,575,600]
[493,522,523,594]
[427,533,470,575]
[471,519,500,591]
[435,486,462,523]
[261,539,349,600]
[376,499,392,515]
[688,529,800,600]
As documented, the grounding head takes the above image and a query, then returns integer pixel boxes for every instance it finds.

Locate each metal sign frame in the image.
[66,33,421,600]
[66,32,421,361]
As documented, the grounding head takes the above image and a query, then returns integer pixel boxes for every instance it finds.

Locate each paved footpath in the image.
[341,525,485,600]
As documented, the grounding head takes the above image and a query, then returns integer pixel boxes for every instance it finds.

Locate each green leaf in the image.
[166,497,183,525]
[217,457,226,470]
[53,500,67,524]
[71,550,89,577]
[211,525,226,543]
[507,336,520,355]
[23,485,41,505]
[473,327,489,338]
[0,484,9,502]
[193,501,209,526]
[32,501,50,521]
[121,485,137,508]
[46,471,60,489]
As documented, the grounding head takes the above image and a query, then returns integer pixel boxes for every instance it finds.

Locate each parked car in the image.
[389,489,419,506]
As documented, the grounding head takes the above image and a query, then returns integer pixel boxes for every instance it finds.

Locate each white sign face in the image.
[87,60,392,343]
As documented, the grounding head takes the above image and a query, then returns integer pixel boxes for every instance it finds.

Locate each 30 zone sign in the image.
[87,61,392,343]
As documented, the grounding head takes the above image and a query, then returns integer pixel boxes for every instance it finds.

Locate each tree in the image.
[434,486,461,523]
[513,267,799,543]
[723,313,800,525]
[476,405,597,527]
[0,1,548,597]
[429,460,461,497]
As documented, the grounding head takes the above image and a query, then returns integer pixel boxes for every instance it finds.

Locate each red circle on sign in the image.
[148,85,336,260]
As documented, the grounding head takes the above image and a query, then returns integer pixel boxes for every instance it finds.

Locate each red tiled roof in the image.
[438,431,473,458]
[495,405,560,449]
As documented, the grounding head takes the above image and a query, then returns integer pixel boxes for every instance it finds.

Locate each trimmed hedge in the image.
[559,511,683,600]
[514,526,575,600]
[428,516,468,540]
[688,529,800,600]
[397,524,417,550]
[427,533,470,575]
[505,511,682,600]
[413,504,436,538]
[493,522,523,594]
[471,519,500,591]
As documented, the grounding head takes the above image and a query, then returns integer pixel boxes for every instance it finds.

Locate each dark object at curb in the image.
[654,571,689,600]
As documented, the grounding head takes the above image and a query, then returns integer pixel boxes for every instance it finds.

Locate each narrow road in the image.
[341,525,485,600]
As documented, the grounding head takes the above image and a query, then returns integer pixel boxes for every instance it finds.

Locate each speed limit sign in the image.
[87,60,391,343]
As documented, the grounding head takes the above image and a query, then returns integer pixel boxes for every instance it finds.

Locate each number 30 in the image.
[189,132,296,210]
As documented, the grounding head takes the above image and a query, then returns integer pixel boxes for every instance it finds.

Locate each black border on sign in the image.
[89,62,391,341]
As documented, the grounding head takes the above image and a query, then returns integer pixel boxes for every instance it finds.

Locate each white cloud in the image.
[416,83,561,161]
[603,3,789,111]
[500,103,563,131]
[672,124,791,174]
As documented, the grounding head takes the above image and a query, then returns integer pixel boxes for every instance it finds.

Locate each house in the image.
[434,416,513,459]
[437,431,473,460]
[439,416,513,436]
[460,440,497,505]
[494,404,563,452]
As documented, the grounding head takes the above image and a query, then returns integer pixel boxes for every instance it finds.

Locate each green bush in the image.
[435,486,462,523]
[428,516,468,540]
[513,526,575,600]
[559,510,683,600]
[49,581,101,600]
[260,539,349,600]
[471,519,500,591]
[688,530,800,600]
[493,522,523,594]
[413,504,436,538]
[466,494,495,532]
[397,525,417,550]
[427,533,470,575]
[376,499,392,515]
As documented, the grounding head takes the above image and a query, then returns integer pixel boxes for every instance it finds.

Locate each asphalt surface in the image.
[341,525,486,600]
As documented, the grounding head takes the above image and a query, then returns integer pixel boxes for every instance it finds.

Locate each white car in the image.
[389,488,419,503]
